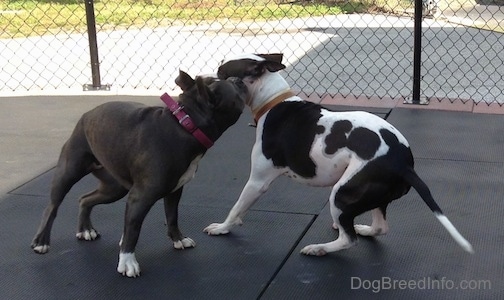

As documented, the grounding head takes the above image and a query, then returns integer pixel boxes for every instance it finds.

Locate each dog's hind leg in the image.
[76,167,128,241]
[301,158,365,256]
[32,142,94,254]
[164,187,195,250]
[354,206,389,237]
[301,204,358,256]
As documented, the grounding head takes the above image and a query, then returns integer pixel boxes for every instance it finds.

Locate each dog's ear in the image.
[260,60,286,73]
[256,53,283,64]
[255,54,286,72]
[195,76,213,104]
[175,70,195,91]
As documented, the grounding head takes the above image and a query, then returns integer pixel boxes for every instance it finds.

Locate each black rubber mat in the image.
[1,106,502,299]
[322,104,391,116]
[262,159,503,299]
[0,191,313,299]
[387,108,504,162]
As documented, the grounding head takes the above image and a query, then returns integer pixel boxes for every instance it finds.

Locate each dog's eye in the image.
[248,65,263,78]
[241,71,256,79]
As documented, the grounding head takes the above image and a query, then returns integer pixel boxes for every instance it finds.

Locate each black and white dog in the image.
[31,71,247,277]
[204,53,474,256]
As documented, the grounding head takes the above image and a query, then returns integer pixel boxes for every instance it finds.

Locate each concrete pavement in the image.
[442,3,504,29]
[0,95,159,196]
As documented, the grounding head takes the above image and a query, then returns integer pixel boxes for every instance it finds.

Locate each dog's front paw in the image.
[117,253,141,278]
[31,243,50,254]
[31,234,50,254]
[76,229,100,241]
[300,244,328,256]
[173,237,196,249]
[203,223,230,235]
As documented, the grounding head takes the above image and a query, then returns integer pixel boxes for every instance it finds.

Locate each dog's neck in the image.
[249,72,295,122]
[160,93,214,148]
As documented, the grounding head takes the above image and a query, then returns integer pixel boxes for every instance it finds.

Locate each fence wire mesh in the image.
[1,0,503,105]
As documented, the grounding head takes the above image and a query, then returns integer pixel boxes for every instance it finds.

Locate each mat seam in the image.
[7,166,56,195]
[256,214,318,299]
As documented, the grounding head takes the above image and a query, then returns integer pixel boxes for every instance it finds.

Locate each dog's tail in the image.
[402,168,474,254]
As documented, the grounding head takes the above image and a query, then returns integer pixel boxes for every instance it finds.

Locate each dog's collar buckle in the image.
[160,93,214,149]
[178,115,196,133]
[171,105,185,115]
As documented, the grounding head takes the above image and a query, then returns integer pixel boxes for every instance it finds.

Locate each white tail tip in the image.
[435,213,474,254]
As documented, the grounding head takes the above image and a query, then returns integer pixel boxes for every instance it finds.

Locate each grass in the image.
[0,0,371,38]
[2,0,500,38]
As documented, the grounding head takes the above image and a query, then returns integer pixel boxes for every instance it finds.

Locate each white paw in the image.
[117,252,141,278]
[173,237,196,249]
[300,244,327,256]
[33,244,50,254]
[354,224,375,236]
[76,229,99,241]
[332,223,339,230]
[204,223,231,235]
[354,224,386,236]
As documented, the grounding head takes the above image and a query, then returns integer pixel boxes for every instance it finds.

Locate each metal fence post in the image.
[83,0,110,91]
[405,0,429,105]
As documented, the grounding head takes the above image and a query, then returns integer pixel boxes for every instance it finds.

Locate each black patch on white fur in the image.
[325,122,381,160]
[347,127,381,160]
[325,120,352,154]
[262,101,323,178]
[332,128,414,241]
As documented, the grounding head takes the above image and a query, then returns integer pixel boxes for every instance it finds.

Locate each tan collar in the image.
[252,90,295,124]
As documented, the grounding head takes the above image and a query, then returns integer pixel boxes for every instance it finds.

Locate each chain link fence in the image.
[1,0,503,105]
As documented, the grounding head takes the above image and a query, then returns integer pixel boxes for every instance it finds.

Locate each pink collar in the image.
[160,93,214,149]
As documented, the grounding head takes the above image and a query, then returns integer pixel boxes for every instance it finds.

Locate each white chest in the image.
[172,154,203,192]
